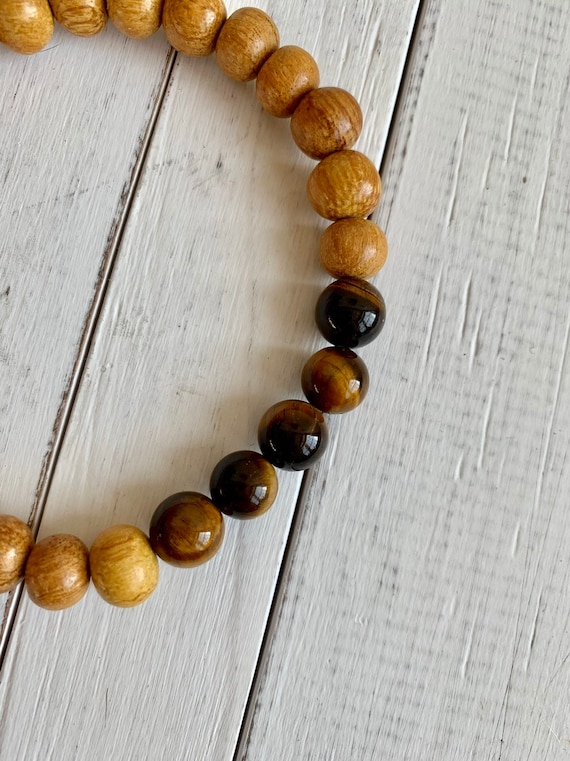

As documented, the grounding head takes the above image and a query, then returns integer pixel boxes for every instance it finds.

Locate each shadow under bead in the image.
[210,450,278,519]
[316,277,386,348]
[258,400,328,471]
[302,347,369,414]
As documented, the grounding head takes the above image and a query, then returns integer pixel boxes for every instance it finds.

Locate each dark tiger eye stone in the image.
[210,450,278,519]
[315,276,385,347]
[149,492,224,567]
[258,400,328,471]
[302,347,369,413]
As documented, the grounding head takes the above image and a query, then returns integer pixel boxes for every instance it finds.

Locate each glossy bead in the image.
[163,0,226,57]
[150,492,224,566]
[48,0,107,37]
[0,0,54,55]
[307,149,381,220]
[215,7,279,82]
[320,218,387,279]
[90,525,158,607]
[302,347,369,414]
[316,277,385,348]
[291,87,363,160]
[0,515,34,593]
[210,450,278,519]
[258,400,328,471]
[25,534,90,610]
[107,0,162,39]
[256,45,320,118]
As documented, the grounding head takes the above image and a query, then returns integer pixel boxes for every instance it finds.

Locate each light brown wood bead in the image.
[25,534,90,610]
[215,7,279,82]
[0,515,34,593]
[256,45,320,118]
[48,0,106,36]
[90,524,158,607]
[291,87,363,160]
[107,0,163,40]
[307,149,382,220]
[320,218,388,278]
[163,0,226,57]
[0,0,54,55]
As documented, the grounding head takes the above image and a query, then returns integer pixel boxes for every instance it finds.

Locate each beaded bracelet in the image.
[0,0,387,611]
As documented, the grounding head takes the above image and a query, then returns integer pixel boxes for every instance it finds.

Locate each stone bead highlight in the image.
[150,492,224,566]
[302,347,369,414]
[0,0,54,54]
[163,0,226,57]
[48,0,107,37]
[25,534,90,610]
[316,277,386,348]
[307,150,381,220]
[320,218,387,279]
[90,525,158,607]
[258,400,328,471]
[256,45,320,118]
[291,87,363,160]
[216,7,279,82]
[0,514,34,593]
[107,0,163,39]
[210,450,278,519]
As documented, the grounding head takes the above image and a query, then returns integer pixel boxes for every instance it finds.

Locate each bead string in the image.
[0,0,387,610]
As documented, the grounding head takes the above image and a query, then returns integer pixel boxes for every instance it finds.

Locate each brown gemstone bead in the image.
[163,0,226,57]
[307,149,381,220]
[256,45,320,118]
[216,7,279,82]
[25,534,90,610]
[320,218,387,279]
[210,450,278,519]
[316,277,386,348]
[48,0,107,37]
[0,0,54,55]
[107,0,162,39]
[90,525,158,607]
[291,87,363,160]
[150,492,224,566]
[258,400,328,471]
[302,347,369,414]
[0,514,34,593]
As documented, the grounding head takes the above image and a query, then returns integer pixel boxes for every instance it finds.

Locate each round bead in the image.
[0,515,34,593]
[210,450,278,519]
[316,277,386,348]
[215,7,279,82]
[307,149,381,220]
[320,218,387,279]
[302,347,369,414]
[90,525,158,607]
[258,400,328,471]
[107,0,162,39]
[48,0,106,37]
[150,492,224,567]
[291,87,363,160]
[25,534,90,610]
[0,0,54,55]
[163,0,226,57]
[256,45,320,118]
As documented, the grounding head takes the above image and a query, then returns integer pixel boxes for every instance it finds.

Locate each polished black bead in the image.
[258,400,329,471]
[315,276,385,347]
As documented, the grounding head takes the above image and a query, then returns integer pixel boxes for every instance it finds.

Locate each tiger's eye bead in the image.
[48,0,107,37]
[256,45,320,118]
[258,400,328,471]
[307,150,381,220]
[107,0,162,39]
[90,525,158,607]
[216,7,279,82]
[150,492,224,566]
[163,0,226,57]
[302,347,369,414]
[25,534,90,610]
[291,87,363,160]
[316,277,386,348]
[210,450,278,519]
[0,0,54,55]
[320,218,388,279]
[0,515,34,593]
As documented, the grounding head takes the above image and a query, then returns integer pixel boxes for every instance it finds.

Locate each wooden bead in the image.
[302,347,369,414]
[90,525,158,607]
[316,277,386,348]
[107,0,163,39]
[258,400,328,471]
[320,218,387,279]
[210,450,278,519]
[0,0,54,55]
[0,515,34,593]
[25,534,90,610]
[215,7,279,82]
[256,45,320,119]
[150,492,224,566]
[48,0,106,37]
[163,0,226,57]
[291,87,363,160]
[307,149,381,220]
